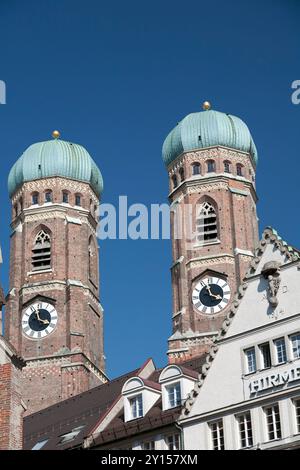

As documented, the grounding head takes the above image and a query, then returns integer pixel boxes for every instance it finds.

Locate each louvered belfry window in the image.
[32,231,51,271]
[197,202,218,243]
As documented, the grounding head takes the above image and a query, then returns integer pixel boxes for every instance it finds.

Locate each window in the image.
[274,338,287,364]
[245,347,257,374]
[45,191,52,203]
[259,343,272,369]
[192,162,201,175]
[14,204,18,217]
[58,426,85,445]
[210,420,224,450]
[32,439,48,450]
[237,412,253,449]
[129,395,143,419]
[166,382,181,408]
[290,334,300,359]
[207,160,216,173]
[265,404,281,441]
[62,192,69,204]
[294,399,300,433]
[32,193,39,205]
[75,194,81,206]
[196,201,218,243]
[166,434,180,450]
[179,167,185,182]
[32,230,51,271]
[171,175,178,189]
[236,164,243,177]
[19,197,23,212]
[224,161,231,173]
[143,441,156,450]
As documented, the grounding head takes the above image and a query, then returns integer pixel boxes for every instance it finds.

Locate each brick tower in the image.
[163,102,259,363]
[5,132,107,415]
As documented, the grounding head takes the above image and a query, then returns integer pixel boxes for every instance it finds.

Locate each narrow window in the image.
[192,162,201,175]
[75,194,81,206]
[14,204,18,217]
[166,434,180,450]
[245,347,257,374]
[224,161,231,173]
[129,395,143,419]
[32,230,51,271]
[237,164,243,177]
[197,202,218,243]
[294,399,300,433]
[237,412,253,449]
[259,343,272,369]
[62,192,69,204]
[210,420,224,450]
[32,193,39,205]
[166,382,181,408]
[172,175,178,189]
[179,167,184,182]
[143,441,155,450]
[19,197,23,212]
[45,191,52,203]
[207,160,216,173]
[290,333,300,359]
[274,338,287,364]
[265,404,281,441]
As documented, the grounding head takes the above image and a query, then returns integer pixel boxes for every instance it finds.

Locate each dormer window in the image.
[122,377,161,423]
[159,364,197,411]
[166,382,181,408]
[129,394,143,420]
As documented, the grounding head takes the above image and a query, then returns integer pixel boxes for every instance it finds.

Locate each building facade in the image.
[5,134,108,415]
[179,228,300,450]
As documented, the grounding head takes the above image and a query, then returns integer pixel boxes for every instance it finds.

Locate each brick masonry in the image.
[5,177,107,415]
[166,147,259,363]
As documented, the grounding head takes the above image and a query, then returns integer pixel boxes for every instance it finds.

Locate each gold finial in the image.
[52,130,60,139]
[202,101,211,111]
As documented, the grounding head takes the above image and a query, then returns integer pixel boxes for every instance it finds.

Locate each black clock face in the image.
[28,309,51,332]
[199,283,224,307]
[192,277,231,314]
[22,302,58,339]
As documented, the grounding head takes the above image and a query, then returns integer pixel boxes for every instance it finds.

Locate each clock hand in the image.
[206,285,222,300]
[36,309,50,325]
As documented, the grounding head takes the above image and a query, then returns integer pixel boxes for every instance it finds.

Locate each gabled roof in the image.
[24,356,204,450]
[180,227,300,418]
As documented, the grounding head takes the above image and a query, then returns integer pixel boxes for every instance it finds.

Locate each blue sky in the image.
[0,0,299,378]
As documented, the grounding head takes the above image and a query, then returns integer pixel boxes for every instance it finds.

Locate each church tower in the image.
[5,131,107,415]
[163,102,259,363]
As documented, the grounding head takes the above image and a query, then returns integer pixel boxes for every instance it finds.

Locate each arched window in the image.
[192,163,201,175]
[196,202,218,243]
[32,230,51,271]
[32,192,39,205]
[62,191,69,204]
[75,194,81,206]
[172,175,178,190]
[236,164,243,177]
[207,160,216,173]
[179,168,185,182]
[224,161,231,173]
[14,204,18,218]
[45,191,53,203]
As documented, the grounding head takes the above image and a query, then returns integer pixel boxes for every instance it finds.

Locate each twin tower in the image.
[5,103,259,415]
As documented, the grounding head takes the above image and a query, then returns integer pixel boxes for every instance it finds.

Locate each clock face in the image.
[192,276,231,315]
[22,302,58,339]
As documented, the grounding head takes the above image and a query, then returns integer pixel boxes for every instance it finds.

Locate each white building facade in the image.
[179,228,300,450]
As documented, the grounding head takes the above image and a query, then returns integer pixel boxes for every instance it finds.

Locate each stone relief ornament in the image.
[261,261,281,308]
